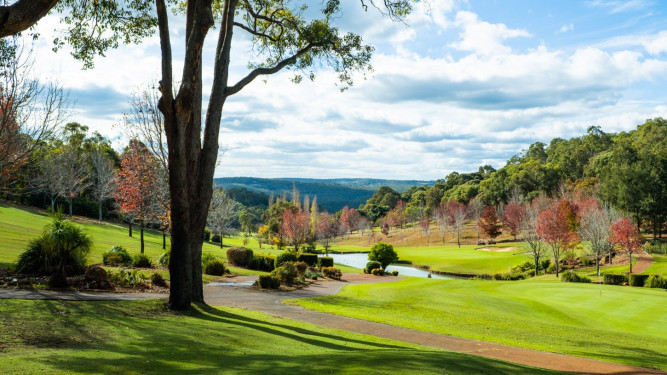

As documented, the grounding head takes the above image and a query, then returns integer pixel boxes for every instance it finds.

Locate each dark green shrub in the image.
[301,244,318,254]
[203,228,211,242]
[103,246,132,267]
[204,260,226,276]
[226,247,254,266]
[644,275,667,289]
[249,255,276,272]
[368,242,398,268]
[319,256,334,268]
[561,271,591,283]
[158,250,170,266]
[201,252,217,266]
[540,259,551,270]
[628,274,650,287]
[371,268,384,276]
[391,270,399,276]
[365,261,382,274]
[16,213,92,276]
[493,273,504,280]
[151,272,167,287]
[526,269,536,277]
[546,263,558,274]
[275,251,297,268]
[580,256,594,266]
[304,269,323,280]
[322,267,342,280]
[603,273,627,285]
[257,275,280,289]
[295,261,308,276]
[273,262,298,285]
[109,269,147,288]
[512,261,534,273]
[132,253,153,268]
[211,234,221,243]
[297,253,318,266]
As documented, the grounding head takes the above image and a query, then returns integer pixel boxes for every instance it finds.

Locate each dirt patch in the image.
[476,246,519,252]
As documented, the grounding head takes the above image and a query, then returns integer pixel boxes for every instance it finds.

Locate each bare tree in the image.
[0,38,68,190]
[56,148,91,217]
[522,203,547,275]
[118,85,168,169]
[316,212,340,256]
[467,196,484,243]
[579,203,619,276]
[90,150,116,222]
[434,203,448,243]
[206,189,240,248]
[32,153,63,211]
[446,201,467,248]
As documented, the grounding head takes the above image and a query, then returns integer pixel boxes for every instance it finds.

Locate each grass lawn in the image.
[290,277,667,370]
[395,243,526,275]
[644,255,667,275]
[0,299,562,375]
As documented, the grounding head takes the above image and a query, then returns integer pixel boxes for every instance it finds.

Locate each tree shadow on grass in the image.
[4,299,566,375]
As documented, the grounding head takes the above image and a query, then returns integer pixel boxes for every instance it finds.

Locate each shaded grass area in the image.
[0,299,561,374]
[290,277,667,370]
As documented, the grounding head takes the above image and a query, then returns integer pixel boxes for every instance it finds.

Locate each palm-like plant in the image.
[15,209,92,277]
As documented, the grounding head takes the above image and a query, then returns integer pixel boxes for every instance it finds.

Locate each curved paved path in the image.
[204,274,665,375]
[632,251,654,274]
[0,288,168,301]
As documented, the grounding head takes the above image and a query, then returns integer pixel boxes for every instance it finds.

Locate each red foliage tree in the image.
[502,202,527,240]
[478,206,501,242]
[280,209,310,252]
[536,200,580,277]
[611,217,643,273]
[114,140,160,253]
[315,212,341,256]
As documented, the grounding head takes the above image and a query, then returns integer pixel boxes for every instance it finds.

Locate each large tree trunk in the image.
[68,199,73,217]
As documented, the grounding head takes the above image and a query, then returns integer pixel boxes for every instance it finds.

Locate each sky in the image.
[26,0,667,180]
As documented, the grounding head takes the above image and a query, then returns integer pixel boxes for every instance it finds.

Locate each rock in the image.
[85,265,108,283]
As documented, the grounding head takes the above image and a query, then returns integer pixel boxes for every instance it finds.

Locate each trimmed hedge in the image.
[319,256,334,268]
[297,253,318,266]
[365,261,382,274]
[560,270,591,283]
[103,246,133,267]
[628,274,650,287]
[603,273,627,285]
[226,247,254,266]
[645,275,667,289]
[257,275,280,289]
[248,255,275,272]
[275,251,298,268]
[204,260,226,276]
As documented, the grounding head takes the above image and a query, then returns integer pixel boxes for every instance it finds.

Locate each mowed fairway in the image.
[291,278,667,370]
[395,244,524,275]
[0,299,562,375]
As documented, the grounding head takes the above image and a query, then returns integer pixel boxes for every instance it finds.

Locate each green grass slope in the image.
[0,299,561,375]
[291,278,667,370]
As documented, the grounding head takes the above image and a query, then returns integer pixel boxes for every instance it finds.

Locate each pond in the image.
[207,281,255,287]
[329,253,455,280]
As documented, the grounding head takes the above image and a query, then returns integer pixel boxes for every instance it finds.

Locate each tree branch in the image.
[0,0,59,38]
[226,43,316,96]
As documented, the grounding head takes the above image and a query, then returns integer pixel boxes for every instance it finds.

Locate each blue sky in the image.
[29,0,667,180]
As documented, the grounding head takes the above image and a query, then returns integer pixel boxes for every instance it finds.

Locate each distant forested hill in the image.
[213,177,433,212]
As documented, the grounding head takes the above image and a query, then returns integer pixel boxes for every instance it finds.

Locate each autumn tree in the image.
[522,203,547,275]
[316,211,340,256]
[467,196,484,243]
[502,202,527,240]
[418,217,431,244]
[446,201,467,247]
[433,202,448,243]
[610,217,643,274]
[114,140,160,253]
[536,200,579,277]
[280,209,310,252]
[478,206,501,242]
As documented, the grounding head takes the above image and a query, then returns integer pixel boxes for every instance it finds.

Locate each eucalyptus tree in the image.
[51,0,415,309]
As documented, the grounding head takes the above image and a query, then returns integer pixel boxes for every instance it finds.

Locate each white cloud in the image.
[587,0,655,14]
[449,11,531,56]
[558,23,574,33]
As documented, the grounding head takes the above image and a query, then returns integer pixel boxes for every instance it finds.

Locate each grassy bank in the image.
[0,299,561,374]
[290,277,667,370]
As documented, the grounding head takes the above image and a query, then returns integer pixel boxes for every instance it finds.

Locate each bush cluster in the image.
[364,261,382,274]
[603,274,627,285]
[247,255,275,272]
[304,268,323,280]
[132,253,153,268]
[204,259,226,276]
[560,270,591,283]
[644,275,667,289]
[319,256,334,268]
[150,272,167,287]
[226,247,254,266]
[628,274,650,287]
[492,272,527,281]
[103,246,132,267]
[158,250,170,266]
[110,269,147,288]
[211,234,222,244]
[257,275,280,289]
[321,267,342,280]
[203,228,211,242]
[391,270,399,276]
[272,262,298,285]
[368,242,398,268]
[297,253,318,266]
[274,251,298,268]
[371,268,385,276]
[511,261,534,274]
